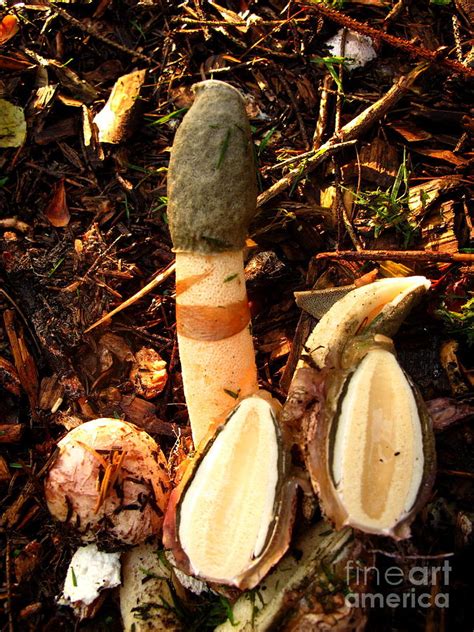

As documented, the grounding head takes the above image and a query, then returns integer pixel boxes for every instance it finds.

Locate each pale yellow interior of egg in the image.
[176,251,258,446]
[332,349,424,533]
[178,396,279,582]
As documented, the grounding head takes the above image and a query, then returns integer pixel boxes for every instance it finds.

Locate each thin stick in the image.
[257,64,427,208]
[313,73,332,148]
[315,250,474,264]
[280,73,310,149]
[52,6,159,66]
[299,1,474,78]
[84,262,176,333]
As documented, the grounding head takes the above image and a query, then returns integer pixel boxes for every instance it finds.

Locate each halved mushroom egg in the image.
[306,335,436,539]
[283,276,436,539]
[163,395,297,590]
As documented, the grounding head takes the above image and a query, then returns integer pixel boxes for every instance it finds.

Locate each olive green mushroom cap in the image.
[167,80,257,253]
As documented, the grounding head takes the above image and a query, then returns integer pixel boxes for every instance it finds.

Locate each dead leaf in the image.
[388,121,432,143]
[14,542,42,583]
[209,1,248,32]
[44,179,70,228]
[24,49,98,104]
[0,53,33,71]
[413,148,469,167]
[0,14,19,45]
[93,69,146,144]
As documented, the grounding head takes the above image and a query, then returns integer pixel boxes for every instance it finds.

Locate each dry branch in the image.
[315,250,474,264]
[299,1,474,78]
[84,262,176,333]
[257,64,427,208]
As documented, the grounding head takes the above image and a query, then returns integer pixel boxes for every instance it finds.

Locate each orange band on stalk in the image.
[176,271,212,296]
[176,300,250,341]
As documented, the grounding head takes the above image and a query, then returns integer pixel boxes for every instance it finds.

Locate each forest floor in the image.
[0,0,473,630]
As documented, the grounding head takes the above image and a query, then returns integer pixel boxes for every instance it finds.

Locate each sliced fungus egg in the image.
[163,395,296,590]
[312,346,435,538]
[305,276,431,370]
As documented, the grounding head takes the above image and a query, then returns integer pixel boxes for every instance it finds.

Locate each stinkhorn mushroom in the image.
[164,81,298,590]
[282,277,436,539]
[45,418,170,546]
[167,79,259,447]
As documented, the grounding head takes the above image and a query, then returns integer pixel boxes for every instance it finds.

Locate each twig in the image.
[383,0,406,27]
[452,15,463,63]
[173,17,309,27]
[335,165,364,251]
[313,73,332,148]
[84,262,176,333]
[257,64,427,208]
[52,6,159,66]
[258,140,357,207]
[279,73,310,149]
[298,1,474,78]
[5,538,13,632]
[368,548,454,560]
[315,250,474,264]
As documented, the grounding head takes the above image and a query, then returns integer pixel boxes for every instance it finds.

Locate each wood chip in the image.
[0,456,11,482]
[44,179,70,228]
[0,424,25,443]
[93,69,146,144]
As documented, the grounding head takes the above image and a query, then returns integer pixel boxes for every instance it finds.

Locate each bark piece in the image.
[343,137,399,187]
[0,424,24,443]
[94,69,147,144]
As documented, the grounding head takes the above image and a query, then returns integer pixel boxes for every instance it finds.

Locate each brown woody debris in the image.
[93,69,147,144]
[0,355,20,396]
[39,375,65,412]
[0,424,25,443]
[3,310,39,413]
[44,179,70,228]
[440,340,470,396]
[408,176,463,221]
[0,456,11,483]
[130,347,168,399]
[14,541,42,583]
[343,137,399,187]
[421,200,459,259]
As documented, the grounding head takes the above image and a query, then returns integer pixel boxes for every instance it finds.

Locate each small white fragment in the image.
[165,551,210,595]
[59,544,121,609]
[325,29,377,70]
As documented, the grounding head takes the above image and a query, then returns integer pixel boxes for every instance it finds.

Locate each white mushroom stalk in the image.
[167,80,259,447]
